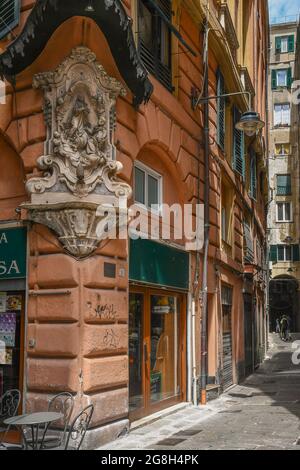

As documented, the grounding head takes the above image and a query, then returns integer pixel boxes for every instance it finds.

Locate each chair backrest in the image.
[48,392,75,444]
[0,389,21,420]
[64,404,94,450]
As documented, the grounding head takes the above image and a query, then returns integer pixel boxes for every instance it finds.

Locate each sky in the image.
[269,0,300,21]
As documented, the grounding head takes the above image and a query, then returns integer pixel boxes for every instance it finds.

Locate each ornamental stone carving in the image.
[23,47,132,258]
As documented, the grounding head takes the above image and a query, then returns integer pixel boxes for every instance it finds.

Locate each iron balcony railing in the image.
[277,185,292,196]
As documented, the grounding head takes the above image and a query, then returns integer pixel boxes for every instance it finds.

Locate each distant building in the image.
[268,20,300,333]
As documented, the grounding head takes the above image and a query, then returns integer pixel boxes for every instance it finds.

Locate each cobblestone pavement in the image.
[99,334,300,450]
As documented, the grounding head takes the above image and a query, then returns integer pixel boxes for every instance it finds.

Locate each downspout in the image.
[200,17,210,405]
[265,10,271,353]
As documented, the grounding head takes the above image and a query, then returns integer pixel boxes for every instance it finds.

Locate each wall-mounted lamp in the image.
[235,111,265,137]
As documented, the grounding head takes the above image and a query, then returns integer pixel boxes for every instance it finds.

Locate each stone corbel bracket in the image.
[22,47,132,258]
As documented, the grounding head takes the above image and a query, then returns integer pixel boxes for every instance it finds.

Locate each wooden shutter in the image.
[271,70,277,90]
[250,150,257,199]
[233,106,245,179]
[217,69,225,150]
[275,36,281,53]
[0,0,20,39]
[269,245,277,263]
[287,68,292,88]
[293,245,300,262]
[288,35,295,53]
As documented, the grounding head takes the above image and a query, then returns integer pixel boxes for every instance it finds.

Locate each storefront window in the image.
[0,292,24,398]
[129,293,144,412]
[150,295,180,404]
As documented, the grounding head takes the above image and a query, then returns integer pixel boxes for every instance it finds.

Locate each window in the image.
[270,245,300,263]
[277,174,291,195]
[278,245,292,262]
[276,202,292,222]
[271,69,292,89]
[134,162,162,211]
[275,143,291,156]
[138,0,172,91]
[217,69,225,150]
[233,106,245,179]
[274,104,290,127]
[275,35,295,54]
[0,0,20,40]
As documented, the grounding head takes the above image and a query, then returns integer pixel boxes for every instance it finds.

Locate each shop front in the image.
[128,239,189,421]
[0,225,27,442]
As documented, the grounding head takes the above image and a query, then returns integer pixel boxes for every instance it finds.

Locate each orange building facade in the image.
[0,0,269,447]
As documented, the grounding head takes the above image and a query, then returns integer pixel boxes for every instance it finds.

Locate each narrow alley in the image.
[100,334,300,451]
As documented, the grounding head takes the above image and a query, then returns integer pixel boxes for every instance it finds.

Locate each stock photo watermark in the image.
[96,201,205,251]
[292,341,300,366]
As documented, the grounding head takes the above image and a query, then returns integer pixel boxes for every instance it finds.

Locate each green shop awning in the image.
[129,239,189,291]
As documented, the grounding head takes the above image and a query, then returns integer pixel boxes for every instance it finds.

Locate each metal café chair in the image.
[44,404,94,451]
[27,392,75,450]
[0,389,21,449]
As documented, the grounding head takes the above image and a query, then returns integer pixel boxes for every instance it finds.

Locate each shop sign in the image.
[0,228,27,280]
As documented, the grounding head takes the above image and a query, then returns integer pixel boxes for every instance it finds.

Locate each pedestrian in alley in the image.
[286,315,292,342]
[275,318,280,334]
[280,315,289,341]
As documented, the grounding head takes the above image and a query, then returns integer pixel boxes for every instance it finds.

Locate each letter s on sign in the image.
[0,261,7,276]
[292,341,300,365]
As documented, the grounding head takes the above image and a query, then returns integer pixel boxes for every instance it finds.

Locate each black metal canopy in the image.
[0,0,153,106]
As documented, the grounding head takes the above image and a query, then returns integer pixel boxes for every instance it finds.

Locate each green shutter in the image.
[275,36,281,53]
[250,150,257,199]
[271,70,277,90]
[287,67,292,88]
[293,245,300,262]
[288,35,295,52]
[233,106,245,179]
[269,245,277,263]
[217,69,225,150]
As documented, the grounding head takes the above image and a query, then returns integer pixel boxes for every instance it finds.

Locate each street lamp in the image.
[85,1,95,12]
[235,110,265,137]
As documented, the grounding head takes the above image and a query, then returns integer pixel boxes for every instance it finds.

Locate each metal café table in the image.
[4,412,63,450]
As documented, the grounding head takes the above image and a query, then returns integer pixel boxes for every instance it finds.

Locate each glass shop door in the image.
[129,287,186,421]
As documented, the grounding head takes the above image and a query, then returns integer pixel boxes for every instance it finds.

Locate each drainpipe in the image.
[192,298,197,405]
[200,17,210,406]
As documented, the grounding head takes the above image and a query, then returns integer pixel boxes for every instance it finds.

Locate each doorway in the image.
[129,287,186,421]
[0,290,25,444]
[221,285,233,390]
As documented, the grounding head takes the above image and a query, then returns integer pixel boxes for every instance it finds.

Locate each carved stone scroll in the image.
[23,47,132,258]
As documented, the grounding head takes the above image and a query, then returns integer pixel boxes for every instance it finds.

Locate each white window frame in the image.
[134,161,163,214]
[276,202,293,222]
[274,103,290,127]
[276,69,288,87]
[277,245,292,262]
[280,36,288,53]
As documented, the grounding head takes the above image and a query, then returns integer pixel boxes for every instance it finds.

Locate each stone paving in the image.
[99,334,300,450]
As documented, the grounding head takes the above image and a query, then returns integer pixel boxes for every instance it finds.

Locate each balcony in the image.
[277,186,292,196]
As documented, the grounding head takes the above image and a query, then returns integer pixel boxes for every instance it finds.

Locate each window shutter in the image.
[269,245,277,263]
[217,69,225,150]
[233,106,245,179]
[275,36,281,53]
[250,150,257,199]
[288,35,295,53]
[293,245,300,262]
[0,0,20,40]
[271,70,277,90]
[287,68,292,88]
